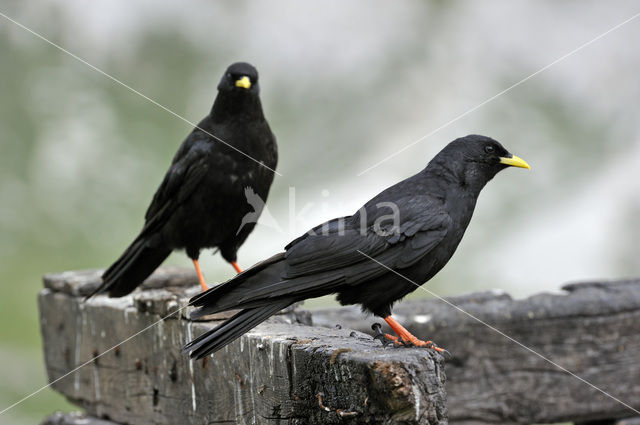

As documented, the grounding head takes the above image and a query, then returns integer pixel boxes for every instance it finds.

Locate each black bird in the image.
[183,135,529,359]
[90,62,277,298]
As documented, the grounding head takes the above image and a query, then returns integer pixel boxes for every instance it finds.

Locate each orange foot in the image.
[192,259,208,291]
[375,316,449,356]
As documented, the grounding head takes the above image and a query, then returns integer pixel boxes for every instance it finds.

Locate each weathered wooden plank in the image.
[39,268,447,424]
[44,411,640,425]
[42,266,199,297]
[41,411,118,425]
[313,280,640,424]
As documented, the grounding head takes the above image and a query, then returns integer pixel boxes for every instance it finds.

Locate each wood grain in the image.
[313,280,640,424]
[39,268,447,424]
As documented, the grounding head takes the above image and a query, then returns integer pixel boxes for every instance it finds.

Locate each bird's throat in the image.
[211,92,264,122]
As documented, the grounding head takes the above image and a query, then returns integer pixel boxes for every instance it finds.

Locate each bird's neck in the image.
[418,165,481,229]
[210,93,265,122]
[425,158,489,198]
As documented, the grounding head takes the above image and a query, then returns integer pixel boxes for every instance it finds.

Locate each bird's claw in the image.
[371,323,450,357]
[419,340,452,359]
[438,348,453,360]
[419,341,452,359]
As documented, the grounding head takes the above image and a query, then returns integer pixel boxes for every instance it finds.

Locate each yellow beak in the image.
[499,155,531,170]
[235,76,251,89]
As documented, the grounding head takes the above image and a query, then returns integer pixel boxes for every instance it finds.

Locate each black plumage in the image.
[90,62,277,298]
[183,135,529,359]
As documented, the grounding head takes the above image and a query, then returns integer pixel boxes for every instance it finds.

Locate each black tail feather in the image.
[87,236,171,299]
[183,300,292,359]
[188,252,287,315]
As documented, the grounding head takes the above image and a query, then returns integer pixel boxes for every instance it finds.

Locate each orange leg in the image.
[231,261,243,274]
[192,259,208,291]
[383,315,447,354]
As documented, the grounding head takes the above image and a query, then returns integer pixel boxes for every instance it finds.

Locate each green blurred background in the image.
[1,1,639,423]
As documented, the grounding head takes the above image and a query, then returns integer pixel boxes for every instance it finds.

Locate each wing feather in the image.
[140,141,212,236]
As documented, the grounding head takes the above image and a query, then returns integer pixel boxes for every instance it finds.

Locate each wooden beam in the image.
[313,280,640,424]
[42,411,118,425]
[39,268,447,424]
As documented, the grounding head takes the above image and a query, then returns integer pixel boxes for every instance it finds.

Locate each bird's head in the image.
[218,62,260,95]
[431,134,530,192]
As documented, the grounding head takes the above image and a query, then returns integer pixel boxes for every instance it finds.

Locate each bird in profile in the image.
[183,135,529,359]
[89,62,278,298]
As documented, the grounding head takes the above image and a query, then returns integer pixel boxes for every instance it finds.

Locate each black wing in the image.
[193,195,452,312]
[140,139,213,236]
[91,137,211,298]
[284,194,451,278]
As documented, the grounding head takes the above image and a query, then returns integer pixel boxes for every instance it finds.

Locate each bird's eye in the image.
[484,145,495,154]
[226,72,233,79]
